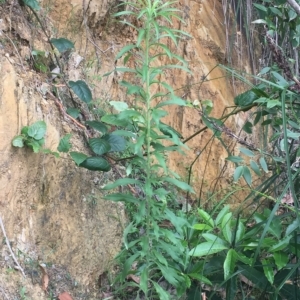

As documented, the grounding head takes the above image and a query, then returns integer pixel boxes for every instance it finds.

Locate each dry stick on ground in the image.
[0,217,26,278]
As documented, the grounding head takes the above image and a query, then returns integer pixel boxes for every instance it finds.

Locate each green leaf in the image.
[224,249,237,280]
[202,233,227,246]
[104,193,139,204]
[70,151,88,166]
[109,101,129,112]
[221,212,233,244]
[57,134,72,153]
[243,121,253,134]
[243,166,252,185]
[103,178,141,190]
[262,258,274,284]
[22,0,40,10]
[152,281,170,300]
[25,139,42,153]
[273,252,288,270]
[12,136,24,147]
[239,147,255,157]
[88,138,111,155]
[269,236,292,252]
[21,126,29,135]
[250,160,261,176]
[50,38,74,53]
[115,44,136,60]
[66,108,80,118]
[163,177,194,193]
[101,114,129,127]
[69,80,92,103]
[189,242,228,257]
[156,97,186,108]
[286,219,299,236]
[233,165,244,182]
[193,223,213,231]
[259,157,268,173]
[198,209,214,227]
[102,134,126,152]
[85,121,108,134]
[27,121,46,140]
[215,205,230,225]
[188,273,212,286]
[234,90,258,107]
[235,220,245,242]
[80,157,111,172]
[226,156,244,163]
[158,122,183,139]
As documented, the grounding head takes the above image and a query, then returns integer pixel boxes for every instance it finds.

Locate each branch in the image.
[0,217,26,278]
[287,0,300,16]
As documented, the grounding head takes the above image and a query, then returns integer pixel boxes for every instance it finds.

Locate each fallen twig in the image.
[0,217,26,278]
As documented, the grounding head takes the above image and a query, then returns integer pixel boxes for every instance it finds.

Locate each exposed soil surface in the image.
[0,0,254,298]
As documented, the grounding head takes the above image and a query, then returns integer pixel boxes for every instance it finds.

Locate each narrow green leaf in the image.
[22,0,40,10]
[235,220,245,242]
[243,166,252,185]
[269,236,292,252]
[262,258,274,284]
[221,212,232,244]
[273,252,288,270]
[163,177,194,193]
[101,114,129,127]
[233,165,244,182]
[193,223,213,231]
[215,205,230,225]
[115,44,136,60]
[286,219,299,236]
[70,151,88,165]
[189,242,228,257]
[202,233,227,246]
[104,193,139,203]
[57,134,72,153]
[224,249,237,280]
[188,273,212,286]
[103,178,140,190]
[259,157,268,173]
[156,97,186,108]
[239,147,255,157]
[152,282,170,300]
[69,80,92,103]
[50,38,74,53]
[198,209,214,227]
[250,160,262,176]
[226,156,244,163]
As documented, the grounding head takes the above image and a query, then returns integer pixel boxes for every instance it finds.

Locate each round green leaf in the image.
[80,157,111,172]
[27,121,46,140]
[69,80,92,103]
[102,134,126,152]
[88,138,111,155]
[50,38,74,53]
[66,108,80,119]
[12,136,24,148]
[70,151,88,166]
[57,134,72,153]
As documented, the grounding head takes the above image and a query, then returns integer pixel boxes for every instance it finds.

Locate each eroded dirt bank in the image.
[0,0,252,298]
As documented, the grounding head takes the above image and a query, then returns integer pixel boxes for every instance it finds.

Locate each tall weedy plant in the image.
[102,0,194,298]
